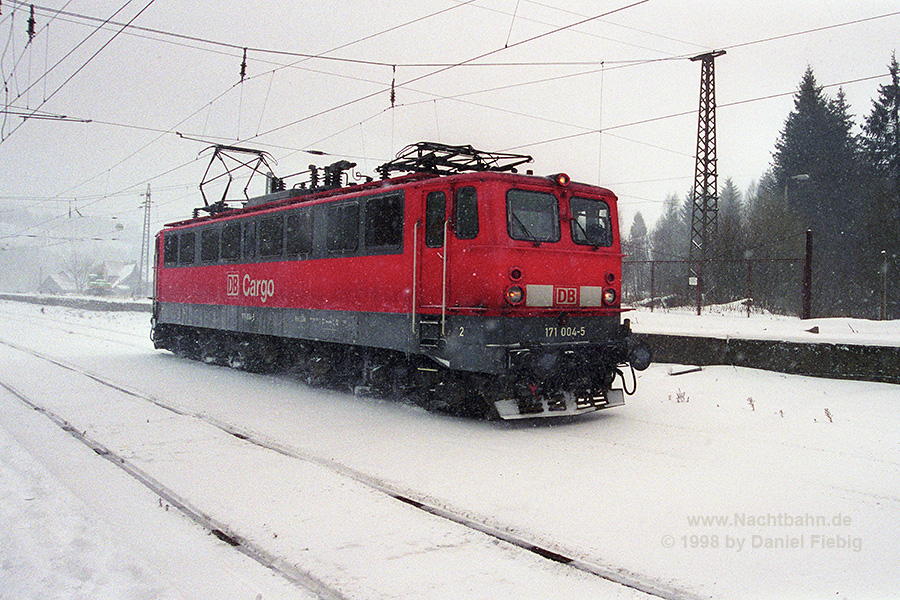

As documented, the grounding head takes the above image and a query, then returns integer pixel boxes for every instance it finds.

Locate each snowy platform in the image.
[628,308,900,384]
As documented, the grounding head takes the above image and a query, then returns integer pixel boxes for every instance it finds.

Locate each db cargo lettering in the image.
[242,275,275,303]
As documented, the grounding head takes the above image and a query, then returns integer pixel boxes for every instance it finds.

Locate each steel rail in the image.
[0,337,702,600]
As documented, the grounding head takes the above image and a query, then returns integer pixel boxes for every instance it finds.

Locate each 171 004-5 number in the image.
[544,326,586,338]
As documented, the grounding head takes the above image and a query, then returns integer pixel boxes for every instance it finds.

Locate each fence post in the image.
[801,229,813,319]
[746,260,752,318]
[881,250,888,321]
[650,261,656,312]
[695,262,703,316]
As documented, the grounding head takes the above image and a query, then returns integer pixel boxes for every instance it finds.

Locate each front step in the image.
[493,389,625,420]
[418,317,443,348]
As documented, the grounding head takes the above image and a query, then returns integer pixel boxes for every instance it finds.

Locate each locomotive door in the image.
[416,189,451,346]
[419,190,449,311]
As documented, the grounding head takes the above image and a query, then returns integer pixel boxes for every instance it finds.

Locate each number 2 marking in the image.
[458,326,465,337]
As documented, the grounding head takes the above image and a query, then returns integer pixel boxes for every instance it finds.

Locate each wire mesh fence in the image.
[623,258,805,317]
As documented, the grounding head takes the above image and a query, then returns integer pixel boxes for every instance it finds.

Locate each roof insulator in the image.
[390,65,396,108]
[27,5,36,45]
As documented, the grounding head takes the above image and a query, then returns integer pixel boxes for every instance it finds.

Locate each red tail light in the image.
[549,173,570,186]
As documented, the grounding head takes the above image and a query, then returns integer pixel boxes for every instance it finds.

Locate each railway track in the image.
[8,295,898,385]
[0,301,149,350]
[0,376,346,600]
[0,337,701,600]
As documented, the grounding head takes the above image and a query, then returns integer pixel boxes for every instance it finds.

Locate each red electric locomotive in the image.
[152,142,651,419]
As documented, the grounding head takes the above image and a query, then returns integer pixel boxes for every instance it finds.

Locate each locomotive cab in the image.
[410,167,648,419]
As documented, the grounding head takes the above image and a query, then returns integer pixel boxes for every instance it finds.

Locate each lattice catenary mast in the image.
[137,184,151,298]
[688,50,725,315]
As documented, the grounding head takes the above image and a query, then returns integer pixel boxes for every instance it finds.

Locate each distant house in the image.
[38,262,144,297]
[91,261,142,296]
[39,272,77,295]
[110,262,141,295]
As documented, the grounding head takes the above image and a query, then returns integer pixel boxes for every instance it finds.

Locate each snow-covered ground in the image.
[628,302,900,347]
[0,299,898,599]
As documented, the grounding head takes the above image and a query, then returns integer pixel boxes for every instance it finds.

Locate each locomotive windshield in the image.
[570,197,613,247]
[506,189,561,243]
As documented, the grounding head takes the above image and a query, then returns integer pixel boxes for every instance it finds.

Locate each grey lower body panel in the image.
[156,302,415,354]
[156,302,626,375]
[428,313,626,374]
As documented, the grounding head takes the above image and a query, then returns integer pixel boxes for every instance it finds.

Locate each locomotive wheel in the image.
[227,341,250,371]
[229,335,283,373]
[173,327,200,360]
[198,331,227,365]
[418,370,498,419]
[230,338,263,373]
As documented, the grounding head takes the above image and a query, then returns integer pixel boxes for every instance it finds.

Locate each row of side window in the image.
[163,193,404,266]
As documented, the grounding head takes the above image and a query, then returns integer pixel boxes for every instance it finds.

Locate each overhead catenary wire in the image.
[5,0,489,69]
[2,0,158,143]
[4,0,685,70]
[502,71,894,154]
[247,0,652,142]
[1,0,75,121]
[2,0,126,113]
[21,0,656,223]
[5,1,899,243]
[11,0,485,211]
[521,0,710,52]
[12,2,893,148]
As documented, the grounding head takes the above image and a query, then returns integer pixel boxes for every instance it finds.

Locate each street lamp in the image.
[784,173,810,203]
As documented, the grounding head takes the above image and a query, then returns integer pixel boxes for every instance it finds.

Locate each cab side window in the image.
[425,191,446,248]
[569,197,612,247]
[454,186,478,240]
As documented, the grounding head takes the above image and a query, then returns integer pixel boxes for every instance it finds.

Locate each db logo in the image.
[555,287,578,305]
[226,273,240,297]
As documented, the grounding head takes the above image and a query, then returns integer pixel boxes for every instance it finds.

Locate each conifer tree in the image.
[623,212,650,301]
[650,193,691,305]
[771,67,863,315]
[862,53,900,317]
[711,178,744,302]
[863,53,900,195]
[743,173,806,313]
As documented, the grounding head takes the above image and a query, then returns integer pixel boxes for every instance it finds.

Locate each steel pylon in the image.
[688,50,725,313]
[138,184,151,298]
